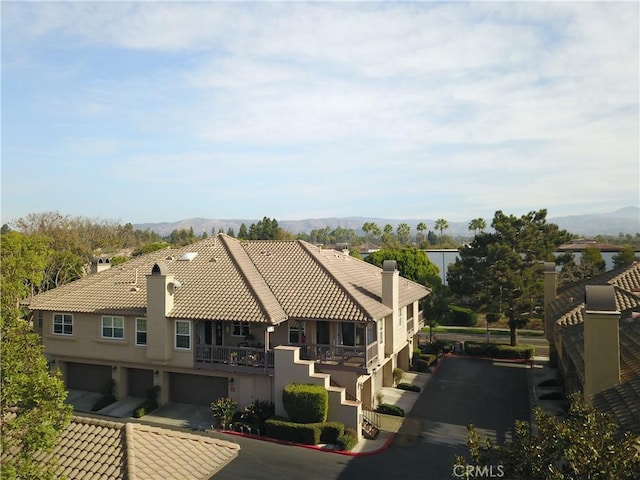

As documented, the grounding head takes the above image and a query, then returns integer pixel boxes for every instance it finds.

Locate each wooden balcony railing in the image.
[195,345,274,369]
[293,342,378,369]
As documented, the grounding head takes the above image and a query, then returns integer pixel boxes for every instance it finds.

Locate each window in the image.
[398,309,403,327]
[53,313,73,335]
[378,319,384,345]
[338,322,366,346]
[102,316,124,339]
[136,318,147,346]
[232,321,250,337]
[288,320,305,344]
[175,320,191,349]
[38,311,43,329]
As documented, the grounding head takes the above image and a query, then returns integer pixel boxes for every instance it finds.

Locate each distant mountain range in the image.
[134,206,639,238]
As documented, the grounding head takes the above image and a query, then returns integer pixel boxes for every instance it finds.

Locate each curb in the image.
[219,429,396,456]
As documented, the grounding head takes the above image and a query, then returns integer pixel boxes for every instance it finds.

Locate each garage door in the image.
[169,373,227,406]
[128,368,154,397]
[66,362,112,392]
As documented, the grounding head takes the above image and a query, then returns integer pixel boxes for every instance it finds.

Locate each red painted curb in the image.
[219,429,395,456]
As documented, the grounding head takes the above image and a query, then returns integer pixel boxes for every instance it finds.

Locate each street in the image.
[213,356,532,480]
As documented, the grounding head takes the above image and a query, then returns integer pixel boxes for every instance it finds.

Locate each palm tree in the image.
[434,218,449,247]
[468,218,486,236]
[396,223,410,245]
[417,222,427,245]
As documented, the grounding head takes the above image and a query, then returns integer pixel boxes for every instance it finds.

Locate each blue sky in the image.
[2,1,638,225]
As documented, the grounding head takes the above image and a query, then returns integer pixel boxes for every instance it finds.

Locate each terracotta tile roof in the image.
[27,235,430,323]
[592,376,640,435]
[7,416,239,480]
[552,262,640,328]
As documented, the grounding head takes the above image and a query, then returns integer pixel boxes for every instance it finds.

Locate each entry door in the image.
[316,321,330,345]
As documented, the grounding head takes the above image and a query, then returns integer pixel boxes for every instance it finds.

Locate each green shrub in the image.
[376,403,405,417]
[420,340,455,356]
[240,399,275,432]
[464,341,534,360]
[397,382,420,392]
[336,428,358,451]
[265,418,321,445]
[447,305,477,326]
[133,398,158,418]
[392,367,404,385]
[91,393,116,412]
[91,378,116,411]
[211,397,238,429]
[282,384,328,423]
[414,358,431,372]
[318,422,344,443]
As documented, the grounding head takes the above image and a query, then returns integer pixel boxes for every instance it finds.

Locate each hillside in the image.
[134,207,639,238]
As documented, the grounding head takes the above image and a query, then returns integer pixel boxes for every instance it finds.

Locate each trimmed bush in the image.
[336,428,358,451]
[240,399,275,432]
[447,305,477,327]
[376,403,405,417]
[464,341,535,360]
[318,422,345,444]
[265,418,321,445]
[282,384,328,423]
[397,382,420,393]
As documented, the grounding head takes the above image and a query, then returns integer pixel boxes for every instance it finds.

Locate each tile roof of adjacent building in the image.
[551,262,640,436]
[5,416,239,480]
[27,235,430,323]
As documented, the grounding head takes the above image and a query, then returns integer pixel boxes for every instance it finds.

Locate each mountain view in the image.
[134,207,639,238]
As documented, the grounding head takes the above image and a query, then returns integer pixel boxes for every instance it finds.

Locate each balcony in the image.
[195,345,274,373]
[294,342,378,371]
[195,341,379,374]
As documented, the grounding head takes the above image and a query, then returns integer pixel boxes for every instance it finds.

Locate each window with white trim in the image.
[398,309,403,327]
[232,321,250,337]
[135,318,147,346]
[175,320,191,349]
[102,316,124,339]
[53,313,73,335]
[378,319,384,345]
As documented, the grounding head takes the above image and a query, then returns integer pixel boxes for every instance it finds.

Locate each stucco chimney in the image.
[90,257,111,274]
[583,285,620,405]
[543,262,558,364]
[381,260,399,310]
[145,262,176,363]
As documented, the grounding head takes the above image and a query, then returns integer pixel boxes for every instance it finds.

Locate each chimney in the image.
[91,257,111,274]
[583,285,620,405]
[543,262,558,364]
[381,260,399,310]
[145,262,176,363]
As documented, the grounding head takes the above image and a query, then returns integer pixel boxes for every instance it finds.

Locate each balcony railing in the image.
[195,345,274,369]
[196,342,378,371]
[407,316,415,335]
[294,342,378,369]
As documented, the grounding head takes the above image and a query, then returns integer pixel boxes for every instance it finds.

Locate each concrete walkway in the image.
[350,371,433,454]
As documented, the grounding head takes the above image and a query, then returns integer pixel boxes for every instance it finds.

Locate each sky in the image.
[2,1,639,225]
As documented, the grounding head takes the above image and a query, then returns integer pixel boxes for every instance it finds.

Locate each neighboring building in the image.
[2,415,239,479]
[27,235,430,438]
[558,238,624,253]
[544,261,640,434]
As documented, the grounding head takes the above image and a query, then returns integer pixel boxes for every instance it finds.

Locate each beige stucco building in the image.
[28,235,430,438]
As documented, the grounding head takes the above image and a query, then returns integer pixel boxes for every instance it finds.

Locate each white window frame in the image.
[135,318,147,346]
[102,316,125,340]
[232,321,250,337]
[379,319,384,345]
[175,320,191,350]
[398,308,404,327]
[53,313,73,336]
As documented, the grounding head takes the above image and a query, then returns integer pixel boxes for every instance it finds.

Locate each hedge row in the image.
[264,419,346,446]
[445,305,477,327]
[464,341,535,360]
[412,348,437,373]
[397,383,420,393]
[376,403,405,417]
